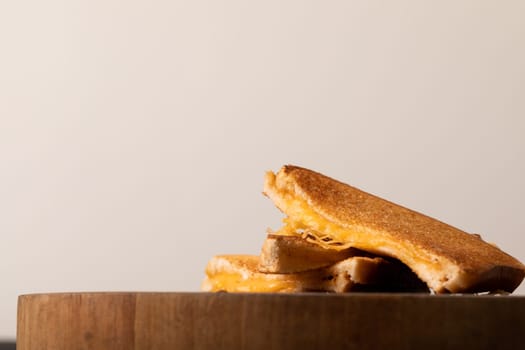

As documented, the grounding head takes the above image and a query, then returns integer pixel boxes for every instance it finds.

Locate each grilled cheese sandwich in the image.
[202,165,525,294]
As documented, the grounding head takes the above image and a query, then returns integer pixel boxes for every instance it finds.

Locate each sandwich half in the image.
[202,254,428,293]
[263,165,525,293]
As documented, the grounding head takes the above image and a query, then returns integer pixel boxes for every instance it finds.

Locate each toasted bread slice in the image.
[263,165,525,293]
[259,234,367,273]
[202,255,427,293]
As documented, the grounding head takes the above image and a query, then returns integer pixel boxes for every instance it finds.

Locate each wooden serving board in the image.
[17,292,525,350]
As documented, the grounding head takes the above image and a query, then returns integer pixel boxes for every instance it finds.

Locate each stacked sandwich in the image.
[203,165,525,294]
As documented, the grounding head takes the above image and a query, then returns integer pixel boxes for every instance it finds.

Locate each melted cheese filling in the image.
[274,197,386,253]
[206,272,298,293]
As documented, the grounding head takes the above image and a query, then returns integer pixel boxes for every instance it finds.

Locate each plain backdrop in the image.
[1,0,525,339]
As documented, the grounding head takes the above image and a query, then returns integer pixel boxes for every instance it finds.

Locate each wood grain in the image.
[17,292,525,350]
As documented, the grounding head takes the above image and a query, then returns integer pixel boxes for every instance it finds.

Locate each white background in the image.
[1,1,525,339]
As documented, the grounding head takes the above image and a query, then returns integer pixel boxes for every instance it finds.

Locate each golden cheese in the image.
[205,272,299,293]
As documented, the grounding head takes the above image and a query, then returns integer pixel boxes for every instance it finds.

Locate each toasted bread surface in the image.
[264,165,525,293]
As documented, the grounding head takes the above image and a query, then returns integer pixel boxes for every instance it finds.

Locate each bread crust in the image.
[264,165,525,293]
